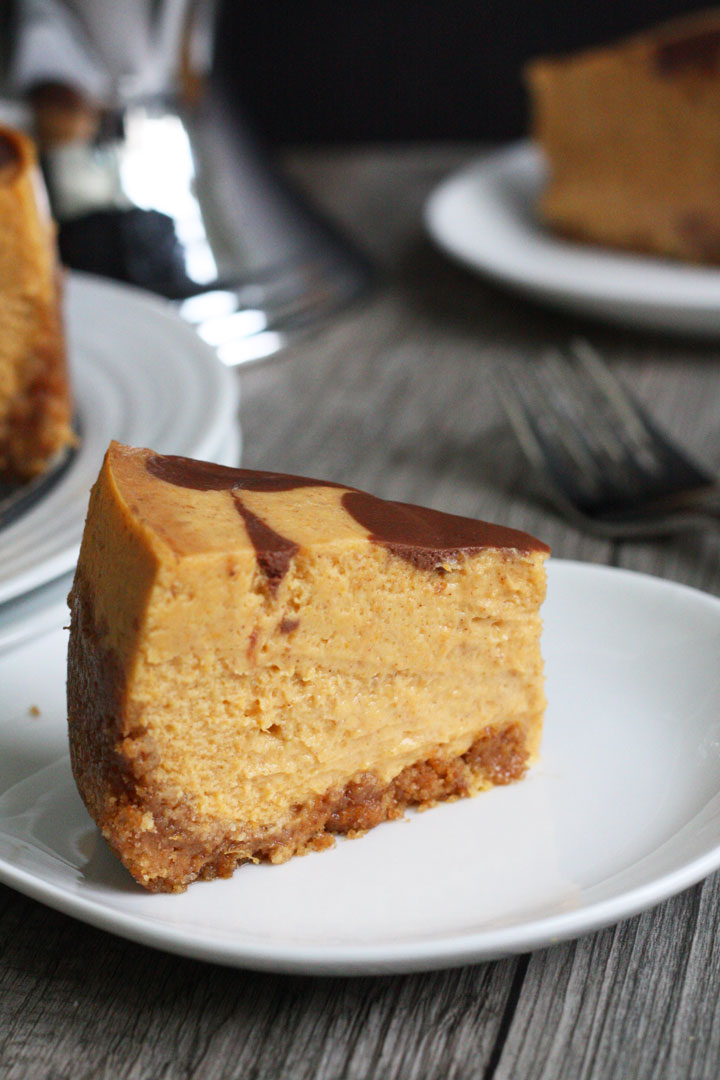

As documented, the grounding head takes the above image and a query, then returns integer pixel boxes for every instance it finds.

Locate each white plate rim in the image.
[424,141,720,330]
[2,559,720,974]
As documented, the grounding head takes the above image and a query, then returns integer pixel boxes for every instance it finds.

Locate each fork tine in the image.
[571,339,648,439]
[537,348,658,507]
[494,357,605,508]
[494,339,720,537]
[569,339,662,471]
[533,350,654,510]
[534,349,623,474]
[495,339,719,529]
[544,349,630,465]
[527,343,708,514]
[570,338,714,492]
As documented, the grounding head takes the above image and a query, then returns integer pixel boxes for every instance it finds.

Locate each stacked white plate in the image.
[0,272,241,654]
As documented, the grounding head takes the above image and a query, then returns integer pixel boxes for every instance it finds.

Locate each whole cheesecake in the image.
[0,125,74,479]
[67,443,549,892]
[527,9,720,262]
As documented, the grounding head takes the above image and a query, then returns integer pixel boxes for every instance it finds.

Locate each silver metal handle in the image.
[10,0,372,365]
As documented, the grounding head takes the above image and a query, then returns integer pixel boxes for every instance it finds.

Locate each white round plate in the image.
[425,141,720,337]
[0,273,239,605]
[1,559,720,975]
[0,424,242,658]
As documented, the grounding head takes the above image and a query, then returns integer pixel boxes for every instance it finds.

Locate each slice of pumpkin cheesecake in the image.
[67,442,549,892]
[0,125,74,479]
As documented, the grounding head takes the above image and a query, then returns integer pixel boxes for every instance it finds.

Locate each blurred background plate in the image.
[425,141,720,337]
[0,272,240,606]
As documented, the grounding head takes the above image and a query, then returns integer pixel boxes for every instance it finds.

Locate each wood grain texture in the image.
[495,871,720,1080]
[0,881,518,1080]
[3,145,720,1079]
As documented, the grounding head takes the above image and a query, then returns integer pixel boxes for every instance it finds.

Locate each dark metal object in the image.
[493,339,720,538]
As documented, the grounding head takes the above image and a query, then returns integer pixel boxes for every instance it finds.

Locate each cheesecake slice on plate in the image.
[67,442,549,892]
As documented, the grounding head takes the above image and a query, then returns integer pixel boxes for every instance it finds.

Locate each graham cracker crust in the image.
[82,720,530,895]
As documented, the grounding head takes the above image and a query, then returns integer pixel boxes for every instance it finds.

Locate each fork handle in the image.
[643,501,720,536]
[690,503,720,521]
[675,491,720,520]
[593,498,720,539]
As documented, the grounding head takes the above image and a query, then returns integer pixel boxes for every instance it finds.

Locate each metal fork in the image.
[492,340,720,539]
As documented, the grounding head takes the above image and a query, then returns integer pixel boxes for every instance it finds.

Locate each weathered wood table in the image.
[3,146,720,1078]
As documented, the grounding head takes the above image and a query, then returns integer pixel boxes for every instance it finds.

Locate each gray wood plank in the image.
[495,873,720,1080]
[0,883,518,1080]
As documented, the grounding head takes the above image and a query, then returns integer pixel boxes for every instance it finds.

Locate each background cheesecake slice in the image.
[0,125,74,479]
[527,10,720,263]
[68,442,549,893]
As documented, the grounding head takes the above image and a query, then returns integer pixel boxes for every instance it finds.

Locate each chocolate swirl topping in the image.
[146,453,548,588]
[340,492,547,570]
[231,493,298,591]
[146,454,343,494]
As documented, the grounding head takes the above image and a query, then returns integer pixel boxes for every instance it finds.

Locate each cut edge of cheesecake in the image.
[67,442,550,892]
[0,124,75,480]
